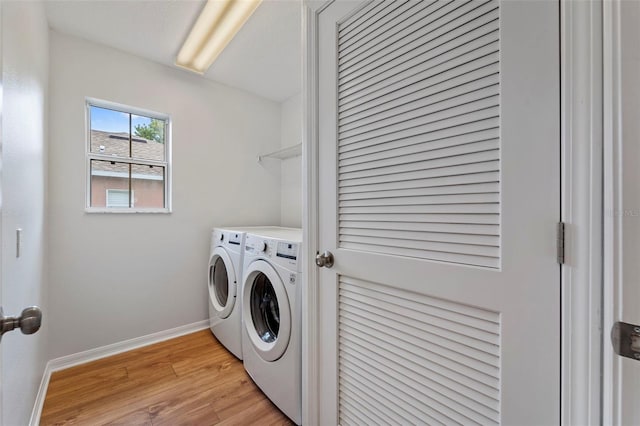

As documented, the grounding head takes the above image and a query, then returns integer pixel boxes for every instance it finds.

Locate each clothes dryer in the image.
[241,228,303,424]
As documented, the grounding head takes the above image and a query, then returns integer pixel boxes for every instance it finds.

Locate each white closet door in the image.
[316,0,560,424]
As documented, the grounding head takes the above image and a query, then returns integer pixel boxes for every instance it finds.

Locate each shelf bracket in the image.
[258,143,302,162]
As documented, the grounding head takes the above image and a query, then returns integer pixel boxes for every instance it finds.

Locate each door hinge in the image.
[557,222,566,265]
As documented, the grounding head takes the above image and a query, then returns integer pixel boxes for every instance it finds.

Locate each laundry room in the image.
[47,0,302,357]
[3,0,631,424]
[2,0,304,424]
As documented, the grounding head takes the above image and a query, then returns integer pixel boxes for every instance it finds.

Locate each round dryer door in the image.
[243,260,291,362]
[208,247,237,319]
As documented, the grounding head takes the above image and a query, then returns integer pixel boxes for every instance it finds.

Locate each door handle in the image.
[0,306,42,342]
[315,251,334,268]
[611,321,640,360]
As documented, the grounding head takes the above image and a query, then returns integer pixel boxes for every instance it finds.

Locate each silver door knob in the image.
[315,251,334,268]
[0,306,42,342]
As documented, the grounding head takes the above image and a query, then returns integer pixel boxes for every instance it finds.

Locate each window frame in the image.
[85,97,172,213]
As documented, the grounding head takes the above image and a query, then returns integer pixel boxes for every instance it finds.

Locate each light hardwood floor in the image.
[40,330,293,425]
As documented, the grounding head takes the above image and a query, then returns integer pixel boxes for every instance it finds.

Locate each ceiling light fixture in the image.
[176,0,262,74]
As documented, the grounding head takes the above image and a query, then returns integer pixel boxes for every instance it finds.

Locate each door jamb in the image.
[0,0,4,422]
[301,2,329,425]
[560,0,604,424]
[301,0,604,424]
[602,0,621,423]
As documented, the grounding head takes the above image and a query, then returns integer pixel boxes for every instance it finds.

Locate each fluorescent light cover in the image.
[176,0,262,74]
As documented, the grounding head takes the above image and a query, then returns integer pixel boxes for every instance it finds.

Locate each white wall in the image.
[280,93,302,228]
[1,1,50,424]
[48,31,282,359]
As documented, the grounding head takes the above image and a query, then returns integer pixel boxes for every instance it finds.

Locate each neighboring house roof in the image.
[90,130,164,178]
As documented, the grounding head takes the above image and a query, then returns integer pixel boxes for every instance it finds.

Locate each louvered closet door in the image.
[316,0,560,424]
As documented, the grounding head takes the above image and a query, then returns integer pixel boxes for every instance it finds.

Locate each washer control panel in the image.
[276,242,298,260]
[245,236,273,256]
[245,234,301,271]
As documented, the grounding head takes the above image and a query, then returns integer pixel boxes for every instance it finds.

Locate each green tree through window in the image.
[134,119,164,143]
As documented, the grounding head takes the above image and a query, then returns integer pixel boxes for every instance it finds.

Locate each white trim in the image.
[86,97,169,121]
[602,0,622,423]
[165,117,173,212]
[302,2,329,425]
[89,153,167,167]
[85,207,170,214]
[560,0,604,424]
[91,170,164,181]
[0,1,4,421]
[28,320,209,426]
[46,320,209,371]
[28,365,51,426]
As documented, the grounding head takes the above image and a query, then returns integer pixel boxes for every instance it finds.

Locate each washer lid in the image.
[243,260,291,362]
[208,246,237,319]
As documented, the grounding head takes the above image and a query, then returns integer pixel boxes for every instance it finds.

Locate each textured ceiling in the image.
[45,0,302,102]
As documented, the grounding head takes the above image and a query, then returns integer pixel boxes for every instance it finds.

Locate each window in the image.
[86,98,170,212]
[106,189,134,208]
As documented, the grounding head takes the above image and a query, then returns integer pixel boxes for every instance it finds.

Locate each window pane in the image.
[90,160,130,208]
[107,189,131,208]
[90,106,131,158]
[131,164,165,208]
[131,115,165,161]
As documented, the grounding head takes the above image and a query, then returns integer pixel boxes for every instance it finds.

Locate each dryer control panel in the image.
[212,228,245,255]
[228,233,242,246]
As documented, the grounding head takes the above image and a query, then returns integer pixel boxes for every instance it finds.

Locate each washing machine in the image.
[209,226,301,360]
[241,228,303,425]
[208,227,249,359]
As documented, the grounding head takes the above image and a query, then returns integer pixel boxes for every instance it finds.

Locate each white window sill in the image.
[85,207,171,214]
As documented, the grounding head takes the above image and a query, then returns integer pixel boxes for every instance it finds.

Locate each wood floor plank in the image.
[149,401,220,426]
[103,407,153,426]
[125,361,177,381]
[216,397,285,426]
[40,330,293,426]
[45,366,129,399]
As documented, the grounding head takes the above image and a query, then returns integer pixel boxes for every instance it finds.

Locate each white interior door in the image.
[606,0,640,422]
[316,0,560,424]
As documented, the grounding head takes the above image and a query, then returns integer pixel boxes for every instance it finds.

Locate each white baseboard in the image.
[29,364,52,426]
[46,320,210,373]
[29,320,210,426]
